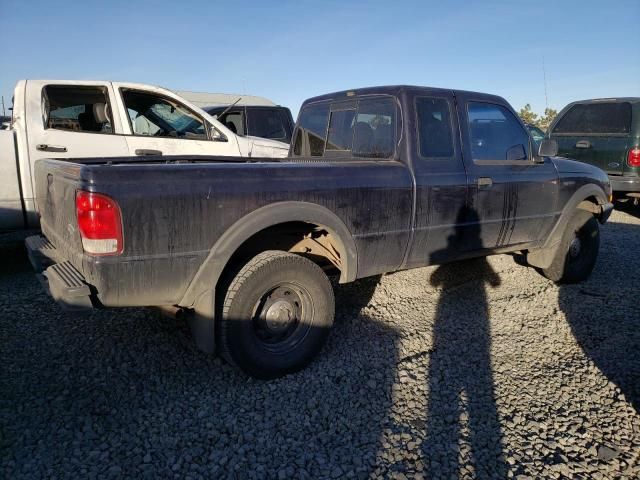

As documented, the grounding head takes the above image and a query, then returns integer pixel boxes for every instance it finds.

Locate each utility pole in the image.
[1,96,5,118]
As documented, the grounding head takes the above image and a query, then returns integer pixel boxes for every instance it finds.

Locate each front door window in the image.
[467,102,530,161]
[121,89,208,140]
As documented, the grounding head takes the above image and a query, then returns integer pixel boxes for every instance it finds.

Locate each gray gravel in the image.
[1,207,639,479]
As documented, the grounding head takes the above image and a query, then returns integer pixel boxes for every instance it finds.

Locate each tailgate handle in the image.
[36,144,67,152]
[135,149,163,156]
[476,177,493,188]
[575,140,591,149]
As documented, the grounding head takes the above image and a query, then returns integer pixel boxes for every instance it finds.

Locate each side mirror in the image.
[506,143,527,161]
[538,138,558,157]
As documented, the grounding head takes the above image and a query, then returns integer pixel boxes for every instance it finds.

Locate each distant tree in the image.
[518,104,539,126]
[538,108,558,132]
[518,104,558,132]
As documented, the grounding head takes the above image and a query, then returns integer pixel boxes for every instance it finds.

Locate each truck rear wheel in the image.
[219,251,335,379]
[542,210,599,283]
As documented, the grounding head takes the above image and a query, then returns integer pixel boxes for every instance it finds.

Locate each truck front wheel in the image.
[542,210,600,283]
[219,251,335,379]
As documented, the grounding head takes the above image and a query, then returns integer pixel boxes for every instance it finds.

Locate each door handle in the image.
[476,177,493,188]
[576,140,591,149]
[135,149,163,156]
[36,144,67,152]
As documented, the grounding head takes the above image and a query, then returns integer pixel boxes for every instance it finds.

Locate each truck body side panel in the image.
[0,129,25,229]
[37,158,413,306]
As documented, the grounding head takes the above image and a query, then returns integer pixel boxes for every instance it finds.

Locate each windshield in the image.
[527,125,546,143]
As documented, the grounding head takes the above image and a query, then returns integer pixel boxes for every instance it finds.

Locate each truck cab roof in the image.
[301,85,507,107]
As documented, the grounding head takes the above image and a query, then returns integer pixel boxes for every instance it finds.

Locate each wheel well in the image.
[577,196,601,214]
[217,221,345,292]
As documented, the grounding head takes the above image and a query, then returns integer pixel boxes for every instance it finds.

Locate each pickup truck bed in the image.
[32,154,411,307]
[27,85,613,378]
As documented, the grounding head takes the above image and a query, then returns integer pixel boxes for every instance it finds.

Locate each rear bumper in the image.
[25,235,95,310]
[609,175,640,194]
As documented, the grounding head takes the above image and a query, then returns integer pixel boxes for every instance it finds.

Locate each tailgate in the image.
[34,159,85,263]
[551,101,633,175]
[553,135,630,175]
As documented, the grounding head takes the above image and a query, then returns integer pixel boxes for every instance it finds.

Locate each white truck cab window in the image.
[43,86,113,134]
[121,89,207,140]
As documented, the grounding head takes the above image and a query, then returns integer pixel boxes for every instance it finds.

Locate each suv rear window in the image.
[553,102,632,135]
[247,108,290,142]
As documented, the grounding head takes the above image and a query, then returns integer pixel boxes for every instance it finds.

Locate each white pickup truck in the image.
[0,80,290,231]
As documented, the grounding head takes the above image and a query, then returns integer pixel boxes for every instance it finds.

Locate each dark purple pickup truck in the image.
[26,85,613,378]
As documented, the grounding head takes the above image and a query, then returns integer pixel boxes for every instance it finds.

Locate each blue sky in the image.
[1,0,638,117]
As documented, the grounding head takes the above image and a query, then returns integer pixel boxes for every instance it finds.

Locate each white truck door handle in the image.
[36,144,67,152]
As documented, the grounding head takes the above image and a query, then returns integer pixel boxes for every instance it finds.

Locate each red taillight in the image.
[628,147,640,167]
[76,191,123,255]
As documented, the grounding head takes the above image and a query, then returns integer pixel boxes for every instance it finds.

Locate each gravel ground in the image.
[1,207,639,479]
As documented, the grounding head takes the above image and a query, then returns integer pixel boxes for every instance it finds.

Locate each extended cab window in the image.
[467,102,529,161]
[292,103,329,156]
[121,89,207,140]
[43,85,113,134]
[553,102,631,135]
[354,98,395,158]
[416,97,454,157]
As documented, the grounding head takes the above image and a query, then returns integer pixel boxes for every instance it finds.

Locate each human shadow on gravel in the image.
[558,219,640,411]
[421,207,507,479]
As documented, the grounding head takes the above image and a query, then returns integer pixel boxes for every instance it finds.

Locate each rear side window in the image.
[43,85,113,134]
[467,102,530,161]
[553,102,632,134]
[416,97,454,157]
[247,108,290,142]
[293,103,330,156]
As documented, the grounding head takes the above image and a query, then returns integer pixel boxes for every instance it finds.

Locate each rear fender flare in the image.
[179,201,357,352]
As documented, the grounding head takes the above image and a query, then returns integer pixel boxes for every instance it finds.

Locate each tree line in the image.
[518,104,558,132]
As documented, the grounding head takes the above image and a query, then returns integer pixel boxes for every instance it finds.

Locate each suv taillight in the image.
[76,191,123,255]
[628,147,640,167]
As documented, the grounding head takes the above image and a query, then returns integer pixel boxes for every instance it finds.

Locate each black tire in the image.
[218,251,335,379]
[542,210,599,284]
